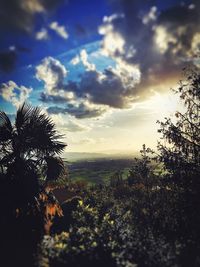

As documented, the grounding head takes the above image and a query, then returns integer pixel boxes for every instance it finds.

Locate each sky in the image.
[0,0,200,155]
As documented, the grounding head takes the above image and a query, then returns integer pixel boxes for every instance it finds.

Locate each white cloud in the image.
[35,28,49,40]
[80,49,96,71]
[49,21,68,39]
[142,6,158,25]
[188,4,195,10]
[99,15,125,58]
[50,113,90,132]
[153,25,177,54]
[98,14,136,61]
[9,46,16,51]
[36,56,68,94]
[21,0,45,14]
[191,33,200,55]
[102,13,125,24]
[70,55,80,65]
[70,49,96,70]
[0,81,32,108]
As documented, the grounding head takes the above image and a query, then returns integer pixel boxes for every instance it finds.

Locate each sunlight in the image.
[145,91,181,119]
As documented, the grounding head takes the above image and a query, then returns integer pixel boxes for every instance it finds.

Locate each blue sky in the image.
[0,0,199,154]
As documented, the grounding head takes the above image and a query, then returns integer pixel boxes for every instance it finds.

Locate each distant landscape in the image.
[63,151,139,161]
[66,157,135,185]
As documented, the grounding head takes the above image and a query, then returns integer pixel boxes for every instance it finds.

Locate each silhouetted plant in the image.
[110,171,123,187]
[157,66,200,264]
[157,67,200,187]
[0,103,67,266]
[128,144,156,187]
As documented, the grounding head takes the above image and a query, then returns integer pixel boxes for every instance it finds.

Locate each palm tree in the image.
[0,102,66,170]
[0,103,67,237]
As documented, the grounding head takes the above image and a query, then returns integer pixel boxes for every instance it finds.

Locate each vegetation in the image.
[67,158,134,185]
[0,66,200,267]
[0,104,67,266]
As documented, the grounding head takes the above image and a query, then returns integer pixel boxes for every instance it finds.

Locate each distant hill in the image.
[63,151,138,161]
[63,152,108,161]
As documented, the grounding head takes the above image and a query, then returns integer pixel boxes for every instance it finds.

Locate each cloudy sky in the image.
[0,0,200,154]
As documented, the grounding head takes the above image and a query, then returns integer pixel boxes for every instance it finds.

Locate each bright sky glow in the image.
[0,0,199,155]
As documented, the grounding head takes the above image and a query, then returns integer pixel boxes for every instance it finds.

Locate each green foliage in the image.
[68,158,133,185]
[40,184,184,267]
[110,171,123,187]
[128,144,156,187]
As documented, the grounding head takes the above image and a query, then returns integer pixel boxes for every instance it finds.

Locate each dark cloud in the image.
[47,102,106,119]
[40,92,67,103]
[99,0,200,94]
[0,0,64,33]
[0,46,31,73]
[37,53,140,110]
[72,66,140,108]
[158,4,197,24]
[47,106,67,114]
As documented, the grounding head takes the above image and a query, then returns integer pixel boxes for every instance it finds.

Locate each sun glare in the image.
[146,91,181,119]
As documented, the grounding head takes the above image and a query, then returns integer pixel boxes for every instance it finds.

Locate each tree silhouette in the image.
[157,67,200,189]
[0,103,67,245]
[157,67,200,257]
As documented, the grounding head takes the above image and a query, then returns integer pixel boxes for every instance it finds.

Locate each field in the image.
[66,158,135,185]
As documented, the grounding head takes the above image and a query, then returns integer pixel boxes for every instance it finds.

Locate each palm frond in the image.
[46,157,67,181]
[0,111,13,142]
[15,102,33,133]
[21,104,67,155]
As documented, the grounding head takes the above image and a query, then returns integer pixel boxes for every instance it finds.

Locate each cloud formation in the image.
[0,0,63,32]
[36,56,107,118]
[142,6,158,25]
[50,114,90,132]
[99,1,200,96]
[37,51,140,115]
[35,1,200,120]
[47,101,106,119]
[36,56,68,94]
[49,21,69,39]
[73,61,140,108]
[35,28,49,40]
[0,81,32,107]
[71,49,96,70]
